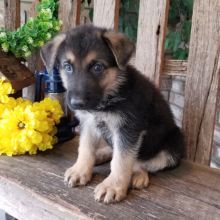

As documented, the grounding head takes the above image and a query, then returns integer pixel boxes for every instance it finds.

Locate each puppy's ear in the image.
[103,31,135,70]
[40,33,66,73]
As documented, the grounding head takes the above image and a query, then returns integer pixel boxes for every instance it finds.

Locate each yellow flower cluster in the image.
[0,78,63,156]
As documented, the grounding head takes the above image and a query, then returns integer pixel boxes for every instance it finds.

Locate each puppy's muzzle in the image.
[67,91,85,110]
[70,97,85,109]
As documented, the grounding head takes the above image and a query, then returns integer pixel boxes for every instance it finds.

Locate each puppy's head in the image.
[41,25,135,110]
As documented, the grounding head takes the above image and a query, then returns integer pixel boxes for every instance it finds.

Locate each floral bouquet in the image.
[0,78,63,156]
[0,0,62,58]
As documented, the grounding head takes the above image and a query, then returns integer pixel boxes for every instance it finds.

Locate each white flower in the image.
[0,32,7,41]
[27,37,33,44]
[24,51,31,58]
[46,33,52,40]
[1,42,9,52]
[40,8,52,20]
[22,46,29,52]
[48,22,53,28]
[37,41,44,47]
[29,17,34,22]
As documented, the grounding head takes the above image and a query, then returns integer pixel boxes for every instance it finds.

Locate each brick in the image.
[170,104,183,121]
[171,79,185,95]
[172,75,186,81]
[169,92,185,108]
[216,110,220,125]
[214,128,220,144]
[160,76,172,90]
[174,118,182,128]
[211,143,220,167]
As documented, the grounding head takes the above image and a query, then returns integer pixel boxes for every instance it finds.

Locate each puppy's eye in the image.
[64,63,73,74]
[91,62,105,75]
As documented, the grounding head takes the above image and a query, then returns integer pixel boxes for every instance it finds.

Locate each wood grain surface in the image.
[93,0,120,30]
[135,0,170,86]
[4,0,20,30]
[163,59,187,76]
[183,0,220,165]
[0,137,220,220]
[58,0,81,32]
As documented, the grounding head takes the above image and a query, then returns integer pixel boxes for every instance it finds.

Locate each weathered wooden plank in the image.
[93,0,120,30]
[162,59,187,76]
[4,0,20,30]
[0,138,220,220]
[26,0,44,73]
[58,0,81,32]
[182,0,220,165]
[135,0,170,86]
[24,0,44,101]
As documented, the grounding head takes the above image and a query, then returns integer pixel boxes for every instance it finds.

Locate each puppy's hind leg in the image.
[144,150,177,173]
[95,138,112,165]
[131,161,149,189]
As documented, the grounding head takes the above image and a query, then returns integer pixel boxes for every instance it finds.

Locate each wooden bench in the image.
[1,0,220,219]
[0,137,220,220]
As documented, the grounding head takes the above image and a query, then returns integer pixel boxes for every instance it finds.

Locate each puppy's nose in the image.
[70,98,84,108]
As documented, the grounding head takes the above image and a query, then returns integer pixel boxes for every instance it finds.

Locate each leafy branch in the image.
[0,0,62,58]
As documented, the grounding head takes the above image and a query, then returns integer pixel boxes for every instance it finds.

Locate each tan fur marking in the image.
[94,149,135,203]
[95,139,112,165]
[100,68,118,91]
[66,51,75,63]
[64,114,100,187]
[144,150,175,172]
[83,51,97,67]
[104,31,125,45]
[103,31,135,69]
[59,69,68,89]
[131,162,149,189]
[95,147,112,165]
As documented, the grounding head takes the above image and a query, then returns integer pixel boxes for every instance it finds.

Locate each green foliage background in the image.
[0,0,61,58]
[165,0,193,59]
[118,0,194,60]
[84,0,194,60]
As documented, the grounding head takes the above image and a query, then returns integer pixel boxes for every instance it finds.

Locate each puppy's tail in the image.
[145,127,185,173]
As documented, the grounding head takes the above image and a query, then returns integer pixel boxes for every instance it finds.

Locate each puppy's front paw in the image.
[131,170,149,189]
[94,176,128,204]
[64,164,92,187]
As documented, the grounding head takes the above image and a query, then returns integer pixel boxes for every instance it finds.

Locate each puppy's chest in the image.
[94,114,121,146]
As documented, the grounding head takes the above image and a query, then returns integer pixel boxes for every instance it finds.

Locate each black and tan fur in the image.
[41,25,185,204]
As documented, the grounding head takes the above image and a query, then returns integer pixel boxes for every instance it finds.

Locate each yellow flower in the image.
[0,78,14,95]
[33,97,63,124]
[0,78,63,156]
[15,97,32,108]
[0,96,17,108]
[0,103,6,118]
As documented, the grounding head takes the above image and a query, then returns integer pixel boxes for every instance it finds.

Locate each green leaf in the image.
[89,8,93,21]
[173,32,181,52]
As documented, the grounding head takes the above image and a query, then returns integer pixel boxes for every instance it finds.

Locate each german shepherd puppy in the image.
[41,25,185,204]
